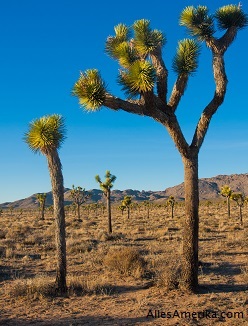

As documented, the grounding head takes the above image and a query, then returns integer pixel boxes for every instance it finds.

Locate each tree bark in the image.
[106,189,112,233]
[227,197,230,218]
[181,154,199,292]
[46,149,67,295]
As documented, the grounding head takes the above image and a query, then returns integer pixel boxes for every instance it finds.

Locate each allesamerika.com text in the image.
[146,309,245,320]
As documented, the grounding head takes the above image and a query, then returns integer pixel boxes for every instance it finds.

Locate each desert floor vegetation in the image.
[0,202,247,325]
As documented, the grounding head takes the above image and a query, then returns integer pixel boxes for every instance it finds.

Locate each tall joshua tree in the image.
[24,114,67,295]
[36,193,47,220]
[95,170,116,233]
[220,185,232,218]
[73,5,247,292]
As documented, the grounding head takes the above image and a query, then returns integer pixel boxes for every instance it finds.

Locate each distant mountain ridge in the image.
[1,173,248,209]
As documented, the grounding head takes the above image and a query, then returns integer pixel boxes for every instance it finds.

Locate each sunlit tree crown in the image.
[95,170,116,193]
[24,114,66,154]
[180,6,215,41]
[215,5,248,30]
[172,39,200,75]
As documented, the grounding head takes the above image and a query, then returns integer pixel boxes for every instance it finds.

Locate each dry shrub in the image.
[98,230,125,241]
[155,257,182,291]
[67,239,98,255]
[3,275,113,300]
[68,275,113,296]
[104,247,146,278]
[3,276,56,300]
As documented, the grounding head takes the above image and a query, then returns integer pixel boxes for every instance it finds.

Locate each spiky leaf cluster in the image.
[24,114,66,154]
[106,24,137,68]
[172,39,200,75]
[180,6,215,41]
[220,185,232,198]
[215,4,248,30]
[133,19,165,56]
[72,69,107,110]
[118,60,156,96]
[95,170,116,194]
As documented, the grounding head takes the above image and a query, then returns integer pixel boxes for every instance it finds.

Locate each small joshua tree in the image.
[167,195,176,219]
[122,195,132,219]
[231,192,245,225]
[69,185,90,220]
[95,170,116,233]
[220,185,232,218]
[118,205,126,216]
[36,193,47,220]
[143,201,151,219]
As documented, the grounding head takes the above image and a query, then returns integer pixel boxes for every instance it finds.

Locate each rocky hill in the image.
[1,173,248,209]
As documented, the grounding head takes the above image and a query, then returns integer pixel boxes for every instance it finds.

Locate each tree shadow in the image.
[0,315,150,326]
[200,261,244,277]
[199,283,247,294]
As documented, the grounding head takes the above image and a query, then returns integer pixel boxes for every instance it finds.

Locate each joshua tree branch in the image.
[150,47,168,103]
[168,73,189,112]
[191,52,227,151]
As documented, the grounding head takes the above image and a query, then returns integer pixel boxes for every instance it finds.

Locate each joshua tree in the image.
[167,195,176,219]
[122,195,132,219]
[231,192,245,225]
[142,201,151,219]
[220,185,232,218]
[118,204,126,216]
[69,185,90,220]
[24,114,67,295]
[95,170,116,233]
[73,6,247,292]
[36,193,47,220]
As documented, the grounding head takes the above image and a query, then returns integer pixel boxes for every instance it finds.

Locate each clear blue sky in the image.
[1,0,248,203]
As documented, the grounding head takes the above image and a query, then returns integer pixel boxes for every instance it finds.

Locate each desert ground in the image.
[0,201,247,325]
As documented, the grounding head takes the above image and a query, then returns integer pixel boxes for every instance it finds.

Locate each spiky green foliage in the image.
[180,6,215,41]
[122,195,132,207]
[172,39,200,75]
[36,193,47,203]
[118,60,156,97]
[72,69,107,111]
[133,19,165,56]
[24,114,66,154]
[105,24,137,68]
[220,185,232,198]
[215,4,248,30]
[95,170,116,194]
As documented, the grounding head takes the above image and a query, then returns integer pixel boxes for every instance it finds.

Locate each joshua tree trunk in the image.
[46,149,67,295]
[239,205,243,225]
[227,197,231,218]
[181,153,199,292]
[40,200,45,220]
[106,189,112,233]
[77,203,81,220]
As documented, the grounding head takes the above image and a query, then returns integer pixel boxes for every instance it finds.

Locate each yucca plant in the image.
[220,185,233,218]
[24,114,67,295]
[95,170,116,233]
[73,6,247,293]
[36,193,47,220]
[121,195,132,219]
[231,192,245,225]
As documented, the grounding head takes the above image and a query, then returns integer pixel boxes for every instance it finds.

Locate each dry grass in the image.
[0,202,247,325]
